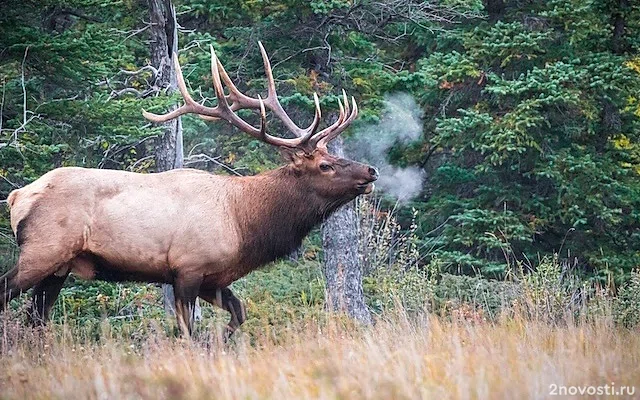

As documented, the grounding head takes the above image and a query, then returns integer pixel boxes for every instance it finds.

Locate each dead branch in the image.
[129,155,155,171]
[98,134,159,169]
[315,0,482,41]
[185,153,244,176]
[19,47,28,142]
[109,87,158,99]
[0,79,5,134]
[119,65,159,79]
[106,65,161,99]
[0,173,20,189]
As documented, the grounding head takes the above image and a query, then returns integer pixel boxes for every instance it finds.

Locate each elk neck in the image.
[231,165,346,270]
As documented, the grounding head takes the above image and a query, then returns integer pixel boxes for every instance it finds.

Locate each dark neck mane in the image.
[231,166,342,271]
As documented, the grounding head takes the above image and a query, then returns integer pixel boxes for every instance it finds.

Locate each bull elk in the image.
[1,43,378,338]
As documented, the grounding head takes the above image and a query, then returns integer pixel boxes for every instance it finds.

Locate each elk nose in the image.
[368,167,379,180]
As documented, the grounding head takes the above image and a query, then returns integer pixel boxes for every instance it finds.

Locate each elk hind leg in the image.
[0,267,19,312]
[28,270,69,326]
[1,243,77,312]
[199,286,246,341]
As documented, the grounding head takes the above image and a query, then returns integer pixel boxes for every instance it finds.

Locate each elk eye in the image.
[319,163,333,172]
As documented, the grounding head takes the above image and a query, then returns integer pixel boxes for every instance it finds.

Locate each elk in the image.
[1,43,378,338]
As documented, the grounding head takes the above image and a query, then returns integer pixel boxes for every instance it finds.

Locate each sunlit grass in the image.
[1,311,638,399]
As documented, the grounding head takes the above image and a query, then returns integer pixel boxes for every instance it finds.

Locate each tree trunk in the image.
[483,0,505,20]
[321,137,372,324]
[611,0,629,55]
[147,0,200,320]
[148,0,183,172]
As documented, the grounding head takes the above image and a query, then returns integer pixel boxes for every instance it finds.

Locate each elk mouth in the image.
[357,182,375,195]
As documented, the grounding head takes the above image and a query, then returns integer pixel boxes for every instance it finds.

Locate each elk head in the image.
[143,43,378,204]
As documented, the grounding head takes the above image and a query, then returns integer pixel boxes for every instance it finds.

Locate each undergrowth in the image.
[0,197,639,339]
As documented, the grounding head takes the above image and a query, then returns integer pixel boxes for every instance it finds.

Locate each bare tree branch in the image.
[119,65,159,79]
[119,24,152,42]
[105,65,161,99]
[314,0,482,42]
[97,134,159,168]
[109,87,158,99]
[129,155,155,171]
[0,46,42,149]
[184,153,244,176]
[0,173,20,189]
[0,79,5,134]
[19,47,28,142]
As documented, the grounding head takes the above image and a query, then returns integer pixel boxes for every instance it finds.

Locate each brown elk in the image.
[1,43,378,338]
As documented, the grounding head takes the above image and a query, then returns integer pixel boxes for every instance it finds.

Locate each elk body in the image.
[1,44,377,338]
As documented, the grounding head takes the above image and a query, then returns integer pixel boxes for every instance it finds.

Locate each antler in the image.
[143,43,358,150]
[310,89,359,150]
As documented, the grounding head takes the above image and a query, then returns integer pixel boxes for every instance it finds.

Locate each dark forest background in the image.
[1,0,639,285]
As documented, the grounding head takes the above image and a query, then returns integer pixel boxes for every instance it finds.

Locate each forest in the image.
[1,0,640,399]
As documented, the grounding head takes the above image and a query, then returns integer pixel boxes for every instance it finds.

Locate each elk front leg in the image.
[199,286,246,341]
[173,274,203,337]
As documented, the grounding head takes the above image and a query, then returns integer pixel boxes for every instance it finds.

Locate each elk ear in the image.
[280,148,307,167]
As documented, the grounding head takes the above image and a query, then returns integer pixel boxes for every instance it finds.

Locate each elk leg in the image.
[199,286,246,341]
[28,271,69,326]
[0,257,55,311]
[0,267,19,312]
[1,238,77,312]
[173,275,203,337]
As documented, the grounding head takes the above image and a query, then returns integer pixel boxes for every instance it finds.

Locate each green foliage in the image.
[229,261,326,335]
[514,256,583,322]
[3,229,640,336]
[409,1,640,275]
[2,0,640,324]
[613,269,640,328]
[1,260,327,340]
[0,0,154,191]
[434,272,519,319]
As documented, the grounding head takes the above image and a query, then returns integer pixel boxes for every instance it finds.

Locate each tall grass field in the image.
[1,308,638,399]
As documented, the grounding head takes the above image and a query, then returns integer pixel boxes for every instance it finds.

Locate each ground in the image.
[1,313,638,399]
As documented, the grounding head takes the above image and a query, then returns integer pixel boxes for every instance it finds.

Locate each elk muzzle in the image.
[357,165,379,195]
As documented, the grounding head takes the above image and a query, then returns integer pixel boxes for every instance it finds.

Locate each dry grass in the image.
[1,313,638,400]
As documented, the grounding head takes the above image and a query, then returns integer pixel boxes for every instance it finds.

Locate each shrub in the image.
[613,269,640,328]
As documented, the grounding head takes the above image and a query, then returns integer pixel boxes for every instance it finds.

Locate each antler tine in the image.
[215,50,259,111]
[143,52,237,123]
[310,97,345,148]
[313,95,358,149]
[257,42,277,104]
[142,55,202,122]
[210,46,322,147]
[342,89,349,115]
[257,42,321,141]
[257,95,268,139]
[198,45,253,122]
[312,92,322,128]
[209,46,308,148]
[212,43,321,145]
[206,45,263,135]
